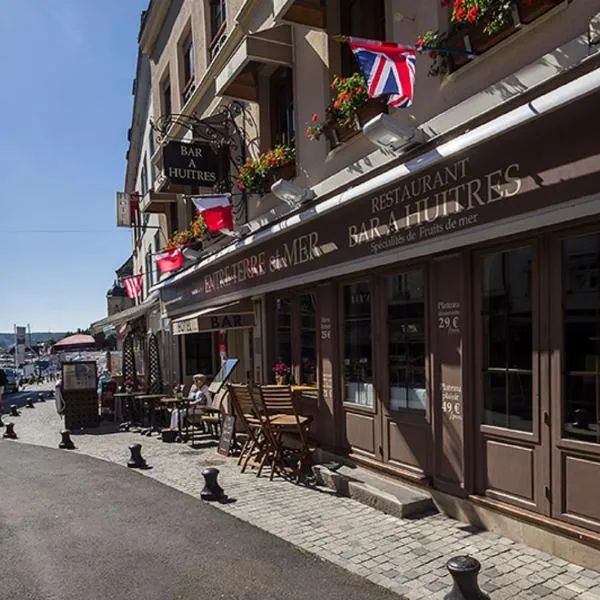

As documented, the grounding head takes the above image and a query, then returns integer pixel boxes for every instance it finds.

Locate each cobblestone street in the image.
[5,400,600,600]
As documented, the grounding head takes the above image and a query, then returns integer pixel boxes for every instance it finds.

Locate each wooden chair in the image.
[256,385,315,483]
[228,384,266,473]
[185,389,224,439]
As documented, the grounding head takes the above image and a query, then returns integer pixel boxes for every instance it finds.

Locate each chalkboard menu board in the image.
[217,414,236,456]
[62,361,98,392]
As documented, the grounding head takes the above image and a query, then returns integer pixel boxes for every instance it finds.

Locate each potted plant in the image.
[416,30,452,76]
[236,144,296,194]
[306,72,388,147]
[272,361,291,385]
[164,213,209,252]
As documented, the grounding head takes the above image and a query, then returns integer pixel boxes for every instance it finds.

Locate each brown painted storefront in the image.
[163,89,600,535]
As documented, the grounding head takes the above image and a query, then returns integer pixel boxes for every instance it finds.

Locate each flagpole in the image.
[331,33,478,57]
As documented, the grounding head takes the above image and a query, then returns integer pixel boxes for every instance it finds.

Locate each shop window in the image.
[339,0,385,77]
[482,248,533,432]
[269,67,295,146]
[300,293,317,385]
[275,296,292,370]
[185,332,214,377]
[343,282,373,407]
[563,234,600,444]
[387,271,426,412]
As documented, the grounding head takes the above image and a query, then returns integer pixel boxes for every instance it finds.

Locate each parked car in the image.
[2,368,19,393]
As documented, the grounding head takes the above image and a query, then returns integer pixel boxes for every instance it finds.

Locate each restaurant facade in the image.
[158,65,600,546]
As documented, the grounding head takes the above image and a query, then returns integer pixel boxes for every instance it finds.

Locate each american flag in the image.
[348,37,417,108]
[123,274,143,299]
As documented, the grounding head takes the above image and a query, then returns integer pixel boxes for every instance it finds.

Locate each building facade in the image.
[129,0,600,564]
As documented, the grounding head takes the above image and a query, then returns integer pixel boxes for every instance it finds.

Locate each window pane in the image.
[387,270,426,412]
[563,234,600,443]
[300,293,317,385]
[185,333,213,376]
[343,282,373,407]
[482,247,533,431]
[275,296,292,375]
[508,374,532,432]
[484,372,506,428]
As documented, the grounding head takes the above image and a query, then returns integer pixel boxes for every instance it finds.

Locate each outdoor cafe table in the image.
[158,396,187,438]
[136,394,168,432]
[113,391,146,425]
[261,385,318,433]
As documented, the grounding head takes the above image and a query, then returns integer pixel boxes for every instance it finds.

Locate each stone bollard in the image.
[59,430,75,450]
[38,393,46,403]
[3,423,17,439]
[201,467,224,501]
[127,443,147,469]
[10,405,19,417]
[444,556,490,600]
[26,398,35,409]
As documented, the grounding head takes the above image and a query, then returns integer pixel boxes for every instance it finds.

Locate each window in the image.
[343,282,373,407]
[274,296,292,370]
[208,0,227,60]
[153,231,160,283]
[270,67,294,146]
[148,131,156,182]
[563,234,600,444]
[181,31,195,89]
[482,248,533,432]
[339,0,385,77]
[161,76,172,118]
[387,271,426,411]
[300,293,317,385]
[141,154,148,196]
[185,333,214,376]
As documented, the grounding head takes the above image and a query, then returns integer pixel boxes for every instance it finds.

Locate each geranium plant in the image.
[272,362,291,377]
[416,30,449,77]
[164,213,208,251]
[237,144,295,193]
[306,72,370,141]
[448,0,521,35]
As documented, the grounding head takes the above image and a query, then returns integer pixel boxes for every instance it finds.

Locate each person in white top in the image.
[169,373,211,430]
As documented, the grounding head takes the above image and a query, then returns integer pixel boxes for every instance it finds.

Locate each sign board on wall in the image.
[172,313,255,335]
[163,141,220,187]
[116,192,132,228]
[162,90,600,309]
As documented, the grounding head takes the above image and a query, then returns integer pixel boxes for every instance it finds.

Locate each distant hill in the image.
[0,332,67,348]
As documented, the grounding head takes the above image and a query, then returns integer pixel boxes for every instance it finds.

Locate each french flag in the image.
[155,248,184,274]
[192,194,233,232]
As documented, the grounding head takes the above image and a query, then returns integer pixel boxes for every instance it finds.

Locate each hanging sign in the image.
[116,192,132,228]
[163,141,220,186]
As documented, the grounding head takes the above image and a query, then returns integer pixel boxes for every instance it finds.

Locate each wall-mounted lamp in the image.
[362,113,427,152]
[270,179,316,208]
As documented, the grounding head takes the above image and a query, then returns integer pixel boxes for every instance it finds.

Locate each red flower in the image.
[454,0,462,8]
[467,6,479,22]
[311,113,319,123]
[455,6,466,20]
[237,182,245,190]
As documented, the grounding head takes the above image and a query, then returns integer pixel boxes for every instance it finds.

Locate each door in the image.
[475,242,551,515]
[550,230,600,532]
[379,268,430,477]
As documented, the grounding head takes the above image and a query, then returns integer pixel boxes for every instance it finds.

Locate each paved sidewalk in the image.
[4,401,600,600]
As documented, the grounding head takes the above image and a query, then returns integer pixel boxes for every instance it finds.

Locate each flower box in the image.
[518,0,563,24]
[446,28,472,73]
[355,98,388,128]
[466,17,516,53]
[324,121,358,148]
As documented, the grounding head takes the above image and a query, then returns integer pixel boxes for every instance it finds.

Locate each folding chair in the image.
[228,384,266,473]
[257,385,315,483]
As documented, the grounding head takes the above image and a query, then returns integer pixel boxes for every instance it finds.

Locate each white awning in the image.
[90,292,159,334]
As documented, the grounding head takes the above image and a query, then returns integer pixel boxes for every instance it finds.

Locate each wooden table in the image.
[136,394,168,432]
[114,391,146,425]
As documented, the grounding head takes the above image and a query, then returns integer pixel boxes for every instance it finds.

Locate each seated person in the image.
[169,373,211,430]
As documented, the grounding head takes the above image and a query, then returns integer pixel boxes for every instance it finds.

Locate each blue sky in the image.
[0,0,148,332]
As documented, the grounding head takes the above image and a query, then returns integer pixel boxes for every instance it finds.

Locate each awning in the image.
[215,26,292,101]
[273,0,325,28]
[90,292,159,334]
[171,300,255,335]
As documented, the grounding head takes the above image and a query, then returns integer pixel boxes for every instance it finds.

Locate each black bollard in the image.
[38,393,46,403]
[444,556,490,600]
[10,405,19,417]
[201,467,224,501]
[127,443,147,469]
[26,398,35,409]
[0,416,4,427]
[3,423,17,439]
[59,430,75,450]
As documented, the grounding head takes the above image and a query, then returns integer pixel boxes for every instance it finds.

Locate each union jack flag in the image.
[349,37,417,108]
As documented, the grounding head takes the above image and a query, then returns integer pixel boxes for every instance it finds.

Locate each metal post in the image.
[444,556,490,600]
[3,423,17,439]
[59,430,75,450]
[201,467,224,501]
[127,443,147,469]
[9,405,19,417]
